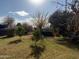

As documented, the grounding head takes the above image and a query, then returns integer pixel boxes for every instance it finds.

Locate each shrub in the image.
[16,23,25,37]
[32,29,42,42]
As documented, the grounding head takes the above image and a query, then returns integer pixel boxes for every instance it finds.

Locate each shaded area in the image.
[8,39,22,45]
[56,37,79,50]
[26,44,45,59]
[0,24,8,36]
[42,28,53,37]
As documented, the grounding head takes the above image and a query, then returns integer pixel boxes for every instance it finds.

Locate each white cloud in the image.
[9,11,29,16]
[0,16,6,24]
[15,18,33,25]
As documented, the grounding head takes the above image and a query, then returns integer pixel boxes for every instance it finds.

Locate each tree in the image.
[32,12,48,29]
[69,0,79,33]
[49,10,73,36]
[71,0,79,13]
[32,12,48,45]
[3,16,14,27]
[3,16,15,37]
[16,23,25,38]
[22,22,33,34]
[65,0,79,43]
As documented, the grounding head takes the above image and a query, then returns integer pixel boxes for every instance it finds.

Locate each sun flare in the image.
[28,0,46,6]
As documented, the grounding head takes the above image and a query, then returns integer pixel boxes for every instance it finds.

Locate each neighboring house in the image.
[0,24,8,36]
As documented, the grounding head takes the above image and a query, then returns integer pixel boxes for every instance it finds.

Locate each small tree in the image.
[16,23,25,39]
[32,12,48,45]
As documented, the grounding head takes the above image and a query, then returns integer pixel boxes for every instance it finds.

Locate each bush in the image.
[16,23,25,37]
[32,29,42,42]
[6,29,15,37]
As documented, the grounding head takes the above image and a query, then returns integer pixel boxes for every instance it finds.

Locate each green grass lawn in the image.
[0,35,79,59]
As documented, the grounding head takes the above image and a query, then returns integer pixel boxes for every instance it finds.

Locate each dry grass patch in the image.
[0,36,78,59]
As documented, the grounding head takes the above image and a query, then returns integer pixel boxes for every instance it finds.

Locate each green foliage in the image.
[32,29,42,42]
[7,29,15,37]
[49,10,73,36]
[16,23,25,36]
[22,23,33,34]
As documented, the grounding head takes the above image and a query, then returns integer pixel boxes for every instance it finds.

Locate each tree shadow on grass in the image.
[26,44,45,59]
[8,39,22,45]
[56,38,79,50]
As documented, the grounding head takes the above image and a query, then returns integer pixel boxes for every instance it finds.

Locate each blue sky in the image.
[0,0,71,24]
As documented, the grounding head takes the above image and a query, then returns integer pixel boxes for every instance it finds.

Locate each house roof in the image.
[0,24,7,28]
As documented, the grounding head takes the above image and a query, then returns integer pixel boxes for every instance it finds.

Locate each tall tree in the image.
[3,16,15,37]
[71,0,79,13]
[49,10,73,36]
[3,16,15,29]
[69,0,79,32]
